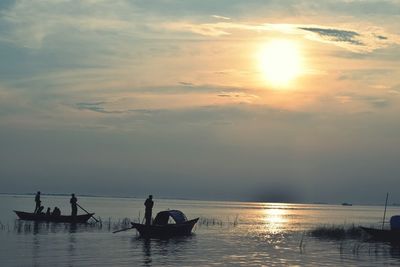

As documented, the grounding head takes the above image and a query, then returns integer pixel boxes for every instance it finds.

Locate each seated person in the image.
[45,207,51,216]
[52,207,61,216]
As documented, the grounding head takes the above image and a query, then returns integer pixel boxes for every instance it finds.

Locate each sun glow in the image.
[258,39,302,87]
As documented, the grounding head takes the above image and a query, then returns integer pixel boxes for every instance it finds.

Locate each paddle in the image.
[77,203,100,223]
[382,192,389,230]
[112,226,135,234]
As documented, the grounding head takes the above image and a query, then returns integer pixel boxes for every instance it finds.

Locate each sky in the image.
[0,0,400,204]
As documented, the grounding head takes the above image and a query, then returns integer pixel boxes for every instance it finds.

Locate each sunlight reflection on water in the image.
[262,205,288,234]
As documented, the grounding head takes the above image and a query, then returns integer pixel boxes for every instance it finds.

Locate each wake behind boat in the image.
[14,210,94,223]
[131,210,199,238]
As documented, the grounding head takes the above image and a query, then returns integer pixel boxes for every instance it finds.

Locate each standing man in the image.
[70,193,78,217]
[144,195,154,226]
[34,191,41,213]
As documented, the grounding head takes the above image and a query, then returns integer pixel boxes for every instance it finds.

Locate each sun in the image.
[258,39,302,87]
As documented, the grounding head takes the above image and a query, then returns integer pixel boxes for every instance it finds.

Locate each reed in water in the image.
[309,224,363,240]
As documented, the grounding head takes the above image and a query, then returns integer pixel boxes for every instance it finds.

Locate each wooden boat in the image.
[360,226,400,242]
[341,203,352,206]
[131,210,199,238]
[14,210,94,223]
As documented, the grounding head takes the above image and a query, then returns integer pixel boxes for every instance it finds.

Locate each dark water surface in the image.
[1,194,400,266]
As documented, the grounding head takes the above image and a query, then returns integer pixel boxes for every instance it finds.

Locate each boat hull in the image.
[360,226,400,242]
[14,210,93,223]
[132,218,199,238]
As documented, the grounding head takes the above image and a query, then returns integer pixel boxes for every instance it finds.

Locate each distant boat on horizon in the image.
[341,203,353,206]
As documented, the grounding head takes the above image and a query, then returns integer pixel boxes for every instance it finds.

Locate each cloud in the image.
[298,27,363,45]
[369,98,389,108]
[335,93,391,109]
[72,85,260,116]
[388,84,400,95]
[297,25,400,52]
[163,22,233,37]
[0,0,14,10]
[211,15,231,20]
[75,101,166,116]
[133,84,255,95]
[1,1,399,55]
[375,34,387,40]
[0,0,140,49]
[179,81,194,86]
[337,69,393,81]
[76,102,124,114]
[163,21,400,53]
[217,91,259,102]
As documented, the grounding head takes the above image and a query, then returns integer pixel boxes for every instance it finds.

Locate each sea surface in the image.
[1,194,400,266]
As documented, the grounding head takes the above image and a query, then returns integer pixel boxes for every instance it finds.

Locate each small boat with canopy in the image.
[131,210,198,238]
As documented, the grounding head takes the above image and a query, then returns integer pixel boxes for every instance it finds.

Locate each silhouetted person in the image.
[45,207,51,216]
[144,195,154,226]
[70,194,78,217]
[52,207,61,216]
[34,191,41,213]
[37,206,44,214]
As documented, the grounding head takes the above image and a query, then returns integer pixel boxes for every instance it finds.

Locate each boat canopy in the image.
[153,210,188,225]
[391,215,400,230]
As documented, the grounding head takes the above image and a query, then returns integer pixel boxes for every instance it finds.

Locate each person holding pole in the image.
[144,195,154,226]
[70,193,78,217]
[34,191,41,213]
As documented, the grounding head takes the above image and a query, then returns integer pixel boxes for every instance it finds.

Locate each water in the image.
[1,194,400,266]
